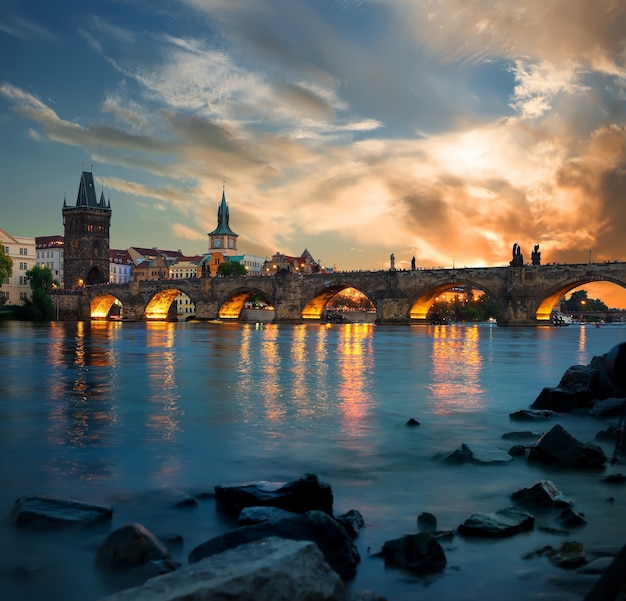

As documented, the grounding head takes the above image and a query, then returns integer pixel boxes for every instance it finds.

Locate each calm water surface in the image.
[1,320,626,600]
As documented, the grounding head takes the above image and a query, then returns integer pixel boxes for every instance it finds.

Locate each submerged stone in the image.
[458,507,534,538]
[11,495,113,530]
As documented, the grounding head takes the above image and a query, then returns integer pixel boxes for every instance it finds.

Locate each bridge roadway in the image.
[78,261,626,326]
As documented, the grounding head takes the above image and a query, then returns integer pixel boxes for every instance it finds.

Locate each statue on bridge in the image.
[390,253,396,271]
[411,256,416,270]
[531,244,541,266]
[510,243,524,267]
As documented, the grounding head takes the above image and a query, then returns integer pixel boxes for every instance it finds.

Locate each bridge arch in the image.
[145,287,198,320]
[534,275,626,322]
[90,293,123,319]
[301,284,377,320]
[408,278,500,321]
[217,286,274,319]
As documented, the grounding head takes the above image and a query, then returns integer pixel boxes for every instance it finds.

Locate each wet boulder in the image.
[237,506,296,526]
[379,532,447,574]
[442,443,513,465]
[10,495,112,530]
[215,473,333,516]
[336,509,365,539]
[95,522,179,590]
[509,409,559,421]
[457,507,534,538]
[189,509,360,581]
[589,397,626,418]
[98,537,346,601]
[527,424,607,468]
[531,354,626,413]
[511,480,574,508]
[95,522,171,572]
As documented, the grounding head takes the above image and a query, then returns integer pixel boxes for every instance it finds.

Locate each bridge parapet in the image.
[75,262,626,325]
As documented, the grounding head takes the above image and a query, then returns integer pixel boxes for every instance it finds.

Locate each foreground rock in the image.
[215,473,334,515]
[457,507,534,538]
[531,353,626,413]
[511,480,574,508]
[527,424,607,468]
[441,443,513,465]
[189,510,360,580]
[99,536,346,601]
[95,522,179,589]
[379,532,447,574]
[10,495,113,529]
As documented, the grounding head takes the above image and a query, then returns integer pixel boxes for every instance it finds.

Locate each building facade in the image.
[62,171,111,289]
[36,235,64,287]
[0,228,36,305]
[262,249,321,275]
[109,249,134,284]
[229,254,267,275]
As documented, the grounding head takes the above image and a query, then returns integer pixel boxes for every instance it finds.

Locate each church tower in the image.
[62,170,111,289]
[208,187,238,256]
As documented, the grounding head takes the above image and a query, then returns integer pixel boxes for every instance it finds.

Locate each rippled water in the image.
[1,320,626,600]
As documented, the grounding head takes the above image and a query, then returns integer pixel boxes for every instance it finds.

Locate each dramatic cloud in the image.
[2,0,626,289]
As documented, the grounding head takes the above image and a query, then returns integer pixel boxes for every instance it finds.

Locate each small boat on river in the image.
[551,312,573,326]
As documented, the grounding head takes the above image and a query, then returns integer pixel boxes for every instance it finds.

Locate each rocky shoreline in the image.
[7,346,626,601]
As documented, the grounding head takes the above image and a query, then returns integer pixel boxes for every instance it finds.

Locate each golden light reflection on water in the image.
[429,324,485,414]
[144,322,182,447]
[577,324,587,365]
[257,323,283,422]
[336,324,375,431]
[46,321,120,483]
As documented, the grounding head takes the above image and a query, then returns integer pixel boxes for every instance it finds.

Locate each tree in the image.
[217,260,247,276]
[0,246,13,300]
[16,265,55,321]
[561,289,608,313]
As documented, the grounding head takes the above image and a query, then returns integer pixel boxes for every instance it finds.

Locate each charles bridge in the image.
[52,261,626,326]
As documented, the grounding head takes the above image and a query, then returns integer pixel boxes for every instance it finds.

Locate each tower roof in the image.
[70,171,111,210]
[208,189,238,237]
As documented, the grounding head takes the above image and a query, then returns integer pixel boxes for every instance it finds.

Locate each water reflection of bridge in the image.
[73,262,626,326]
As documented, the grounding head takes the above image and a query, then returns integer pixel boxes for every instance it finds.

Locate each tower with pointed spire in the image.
[208,187,238,256]
[62,170,112,289]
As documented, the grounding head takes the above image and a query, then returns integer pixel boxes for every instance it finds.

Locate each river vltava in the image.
[1,320,626,601]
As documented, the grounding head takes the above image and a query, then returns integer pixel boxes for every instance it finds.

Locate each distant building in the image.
[0,228,36,305]
[109,249,134,284]
[208,188,239,256]
[263,249,321,275]
[198,252,226,277]
[132,254,172,281]
[62,170,111,289]
[168,256,202,279]
[228,254,267,275]
[36,235,64,287]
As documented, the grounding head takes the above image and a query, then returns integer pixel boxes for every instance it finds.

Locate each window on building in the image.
[20,292,28,301]
[20,247,28,255]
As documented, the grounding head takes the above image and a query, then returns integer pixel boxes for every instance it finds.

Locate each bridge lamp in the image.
[78,278,84,287]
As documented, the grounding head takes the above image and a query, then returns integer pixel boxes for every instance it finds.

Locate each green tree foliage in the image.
[16,265,55,321]
[327,288,375,311]
[217,260,247,276]
[560,289,608,313]
[0,245,13,290]
[428,289,499,323]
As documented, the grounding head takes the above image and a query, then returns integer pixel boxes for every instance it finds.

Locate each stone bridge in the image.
[68,261,626,326]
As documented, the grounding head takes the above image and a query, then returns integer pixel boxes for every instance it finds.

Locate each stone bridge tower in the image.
[62,170,111,290]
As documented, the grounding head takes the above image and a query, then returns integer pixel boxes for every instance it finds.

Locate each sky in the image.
[2,0,626,306]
